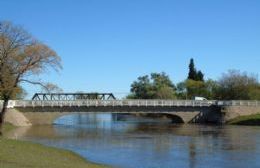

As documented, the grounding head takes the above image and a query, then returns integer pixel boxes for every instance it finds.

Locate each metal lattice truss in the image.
[32,93,116,101]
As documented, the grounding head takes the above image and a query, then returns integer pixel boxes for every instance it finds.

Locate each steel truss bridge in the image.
[32,93,116,101]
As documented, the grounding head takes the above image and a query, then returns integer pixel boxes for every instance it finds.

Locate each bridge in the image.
[32,93,116,101]
[2,93,260,126]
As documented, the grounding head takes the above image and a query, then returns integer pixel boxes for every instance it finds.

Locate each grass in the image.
[2,123,16,133]
[0,124,108,168]
[228,113,260,126]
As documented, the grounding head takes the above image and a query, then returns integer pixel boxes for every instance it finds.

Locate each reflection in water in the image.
[7,113,260,168]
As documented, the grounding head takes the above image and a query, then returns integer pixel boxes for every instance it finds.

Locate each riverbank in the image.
[228,113,260,125]
[1,124,107,168]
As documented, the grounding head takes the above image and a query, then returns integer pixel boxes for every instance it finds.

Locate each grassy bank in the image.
[228,113,260,126]
[0,124,107,168]
[2,123,16,132]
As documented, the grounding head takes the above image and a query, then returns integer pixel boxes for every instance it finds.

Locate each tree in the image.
[204,79,218,99]
[248,85,260,100]
[155,85,176,99]
[187,58,204,81]
[196,70,204,81]
[151,72,176,99]
[151,72,175,90]
[188,58,197,80]
[129,72,176,99]
[0,21,62,134]
[215,70,260,100]
[130,75,154,99]
[176,81,187,99]
[0,85,26,100]
[176,79,218,100]
[186,79,207,99]
[41,83,63,93]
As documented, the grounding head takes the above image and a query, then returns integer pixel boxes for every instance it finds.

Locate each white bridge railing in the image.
[216,101,260,106]
[3,100,260,108]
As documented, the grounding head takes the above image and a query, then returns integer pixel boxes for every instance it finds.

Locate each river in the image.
[7,113,260,168]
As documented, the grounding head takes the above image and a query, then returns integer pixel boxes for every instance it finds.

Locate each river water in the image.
[7,113,260,168]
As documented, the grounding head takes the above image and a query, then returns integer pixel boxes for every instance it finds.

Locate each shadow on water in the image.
[7,113,260,168]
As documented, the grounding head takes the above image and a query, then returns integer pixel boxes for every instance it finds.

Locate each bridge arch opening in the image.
[140,113,185,124]
[52,113,111,126]
[52,113,185,126]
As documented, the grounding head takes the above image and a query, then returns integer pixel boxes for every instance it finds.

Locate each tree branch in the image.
[19,79,48,91]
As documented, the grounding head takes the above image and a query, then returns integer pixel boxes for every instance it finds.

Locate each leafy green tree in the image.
[156,85,176,99]
[151,72,175,89]
[176,79,218,99]
[215,70,260,100]
[186,79,207,99]
[129,72,176,99]
[130,75,154,99]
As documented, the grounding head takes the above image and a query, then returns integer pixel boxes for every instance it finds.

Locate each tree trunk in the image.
[0,99,9,136]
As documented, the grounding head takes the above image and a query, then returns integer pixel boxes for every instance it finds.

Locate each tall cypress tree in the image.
[188,58,204,81]
[188,58,197,80]
[197,70,204,81]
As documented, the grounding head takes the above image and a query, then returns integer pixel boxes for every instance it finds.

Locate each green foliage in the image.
[228,114,260,125]
[186,79,207,99]
[188,58,197,80]
[126,93,136,99]
[177,70,260,100]
[248,85,260,100]
[155,85,176,99]
[187,58,204,81]
[2,123,16,133]
[204,79,219,99]
[176,79,218,100]
[130,75,154,99]
[182,61,260,100]
[196,71,204,81]
[130,69,260,100]
[129,72,176,99]
[214,70,260,100]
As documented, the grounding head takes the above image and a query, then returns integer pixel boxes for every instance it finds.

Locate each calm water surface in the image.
[7,113,260,168]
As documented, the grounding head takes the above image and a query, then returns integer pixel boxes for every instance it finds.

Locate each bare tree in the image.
[41,83,63,93]
[0,21,62,134]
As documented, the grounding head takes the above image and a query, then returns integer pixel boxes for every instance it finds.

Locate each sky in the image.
[0,0,260,98]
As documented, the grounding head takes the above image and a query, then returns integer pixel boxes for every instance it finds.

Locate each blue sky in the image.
[0,0,259,98]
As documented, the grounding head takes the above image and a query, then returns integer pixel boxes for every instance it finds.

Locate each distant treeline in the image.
[127,58,260,100]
